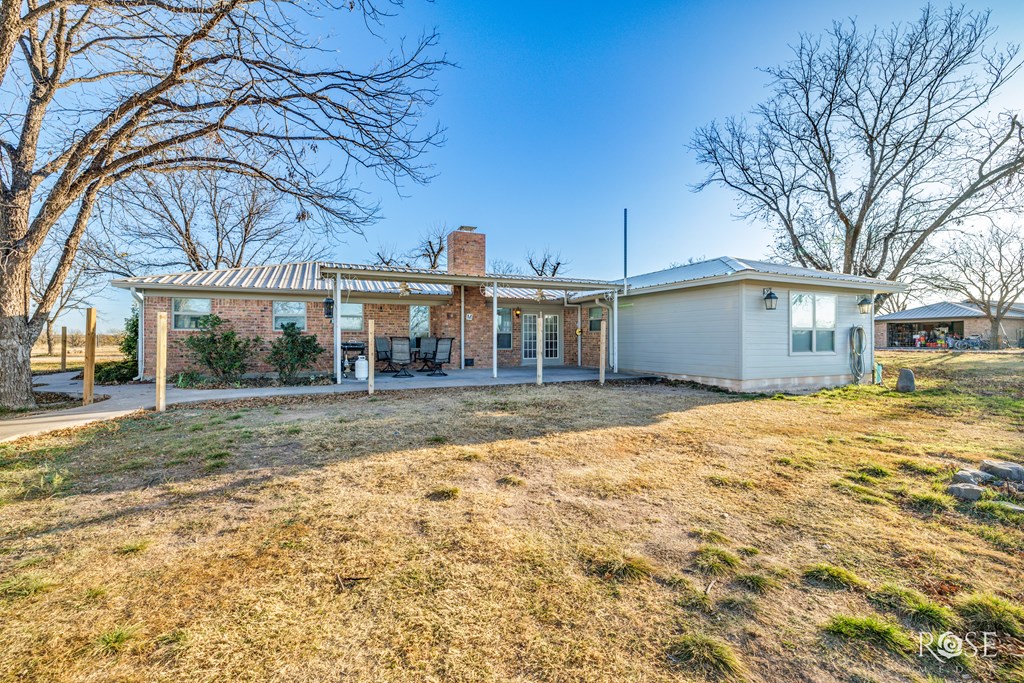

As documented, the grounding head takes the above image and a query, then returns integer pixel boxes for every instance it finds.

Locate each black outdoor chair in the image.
[416,336,438,372]
[375,336,396,372]
[426,337,454,376]
[389,337,414,378]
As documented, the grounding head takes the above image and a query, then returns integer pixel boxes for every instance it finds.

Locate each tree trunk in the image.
[45,319,54,355]
[0,261,38,409]
[990,319,1003,349]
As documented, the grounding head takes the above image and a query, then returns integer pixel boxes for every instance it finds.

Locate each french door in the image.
[522,313,560,363]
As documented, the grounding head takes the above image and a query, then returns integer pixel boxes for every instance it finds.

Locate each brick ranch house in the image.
[112,226,905,392]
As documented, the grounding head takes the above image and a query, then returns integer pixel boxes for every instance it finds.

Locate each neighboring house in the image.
[875,302,1024,348]
[112,227,903,392]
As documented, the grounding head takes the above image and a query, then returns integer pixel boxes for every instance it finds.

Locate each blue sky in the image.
[82,0,1024,332]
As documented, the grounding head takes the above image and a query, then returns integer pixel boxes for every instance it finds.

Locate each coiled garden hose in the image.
[849,325,867,381]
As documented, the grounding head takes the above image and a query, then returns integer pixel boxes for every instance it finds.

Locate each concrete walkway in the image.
[2,367,645,443]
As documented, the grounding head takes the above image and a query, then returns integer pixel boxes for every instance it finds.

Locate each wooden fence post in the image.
[599,318,607,386]
[155,311,167,411]
[83,309,96,405]
[60,326,67,372]
[367,319,375,396]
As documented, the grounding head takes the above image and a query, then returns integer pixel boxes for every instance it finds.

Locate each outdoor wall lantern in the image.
[762,288,778,311]
[857,297,873,315]
[514,307,522,319]
[323,296,334,319]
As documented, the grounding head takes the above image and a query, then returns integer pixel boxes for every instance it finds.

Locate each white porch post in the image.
[333,275,342,384]
[492,280,498,378]
[460,285,466,369]
[536,311,543,385]
[612,290,619,374]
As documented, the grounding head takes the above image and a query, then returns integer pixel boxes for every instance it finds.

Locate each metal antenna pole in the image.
[623,208,628,292]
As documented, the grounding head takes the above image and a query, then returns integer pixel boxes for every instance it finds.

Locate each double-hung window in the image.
[172,298,211,330]
[496,308,513,350]
[337,303,363,331]
[272,301,307,331]
[409,305,430,346]
[791,293,836,353]
[588,307,603,332]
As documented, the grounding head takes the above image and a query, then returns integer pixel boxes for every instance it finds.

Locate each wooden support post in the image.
[599,318,607,386]
[60,326,67,372]
[367,319,375,396]
[155,311,167,411]
[536,313,543,386]
[83,308,96,405]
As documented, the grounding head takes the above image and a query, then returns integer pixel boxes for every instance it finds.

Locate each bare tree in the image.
[488,259,521,276]
[30,247,104,354]
[0,0,444,408]
[692,6,1024,282]
[372,243,409,268]
[525,249,568,277]
[408,223,449,269]
[83,170,323,277]
[926,225,1024,346]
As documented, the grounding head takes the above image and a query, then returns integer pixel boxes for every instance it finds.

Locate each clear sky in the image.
[77,0,1024,332]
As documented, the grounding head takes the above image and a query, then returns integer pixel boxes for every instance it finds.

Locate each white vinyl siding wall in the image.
[739,282,873,382]
[616,284,742,379]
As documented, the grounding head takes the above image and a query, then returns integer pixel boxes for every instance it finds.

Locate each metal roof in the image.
[619,257,899,291]
[319,261,612,287]
[876,301,1024,321]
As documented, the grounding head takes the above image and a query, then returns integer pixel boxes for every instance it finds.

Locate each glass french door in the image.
[522,314,560,362]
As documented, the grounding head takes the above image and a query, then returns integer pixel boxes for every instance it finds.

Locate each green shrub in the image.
[95,359,137,384]
[180,315,260,382]
[265,323,325,384]
[120,307,139,365]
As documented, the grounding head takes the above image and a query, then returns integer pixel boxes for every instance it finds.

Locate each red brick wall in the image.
[447,227,486,276]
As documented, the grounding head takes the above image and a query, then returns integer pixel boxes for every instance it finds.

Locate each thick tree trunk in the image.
[0,262,38,409]
[990,319,1003,349]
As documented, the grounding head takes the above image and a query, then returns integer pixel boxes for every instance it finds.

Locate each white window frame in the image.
[272,301,308,332]
[496,307,513,350]
[171,298,212,330]
[789,292,837,354]
[337,302,363,331]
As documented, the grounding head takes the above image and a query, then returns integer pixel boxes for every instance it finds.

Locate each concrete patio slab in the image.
[1,367,648,443]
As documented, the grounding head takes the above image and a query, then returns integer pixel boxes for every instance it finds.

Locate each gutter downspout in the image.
[460,285,465,369]
[333,275,342,384]
[492,280,498,379]
[612,289,619,374]
[130,288,145,380]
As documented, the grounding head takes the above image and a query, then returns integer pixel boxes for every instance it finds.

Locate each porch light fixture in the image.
[857,297,872,315]
[323,296,334,319]
[762,288,778,311]
[513,307,522,319]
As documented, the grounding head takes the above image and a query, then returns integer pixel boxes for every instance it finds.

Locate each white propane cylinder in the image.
[354,355,369,381]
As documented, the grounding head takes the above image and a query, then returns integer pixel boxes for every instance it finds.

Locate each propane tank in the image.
[354,355,369,381]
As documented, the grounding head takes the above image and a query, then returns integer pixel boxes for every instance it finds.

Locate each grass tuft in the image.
[93,625,138,656]
[586,550,655,582]
[666,633,746,678]
[734,572,777,594]
[496,475,525,487]
[896,459,941,476]
[868,583,959,631]
[906,491,954,514]
[955,593,1024,636]
[736,546,760,557]
[973,500,1024,526]
[689,527,731,544]
[0,574,55,599]
[694,546,741,577]
[858,464,892,478]
[114,540,151,555]
[803,563,866,590]
[426,486,460,501]
[823,614,913,654]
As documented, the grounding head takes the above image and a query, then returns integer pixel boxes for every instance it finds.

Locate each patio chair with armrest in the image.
[416,336,438,372]
[427,337,454,376]
[375,336,396,372]
[389,337,414,378]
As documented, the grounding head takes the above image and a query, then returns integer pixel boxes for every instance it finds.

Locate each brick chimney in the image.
[447,226,486,276]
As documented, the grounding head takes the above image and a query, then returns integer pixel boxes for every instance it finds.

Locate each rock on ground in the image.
[946,483,986,501]
[895,368,916,393]
[980,460,1024,482]
[952,469,997,485]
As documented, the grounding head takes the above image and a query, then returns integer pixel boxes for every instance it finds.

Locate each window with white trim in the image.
[337,303,363,331]
[791,293,836,353]
[588,306,603,332]
[172,298,211,330]
[272,301,307,331]
[497,308,512,350]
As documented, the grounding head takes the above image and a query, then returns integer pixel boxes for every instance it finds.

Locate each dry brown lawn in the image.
[31,345,122,374]
[1,351,1022,682]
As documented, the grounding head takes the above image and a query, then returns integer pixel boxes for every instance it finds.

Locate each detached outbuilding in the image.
[112,229,903,392]
[874,302,1024,348]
